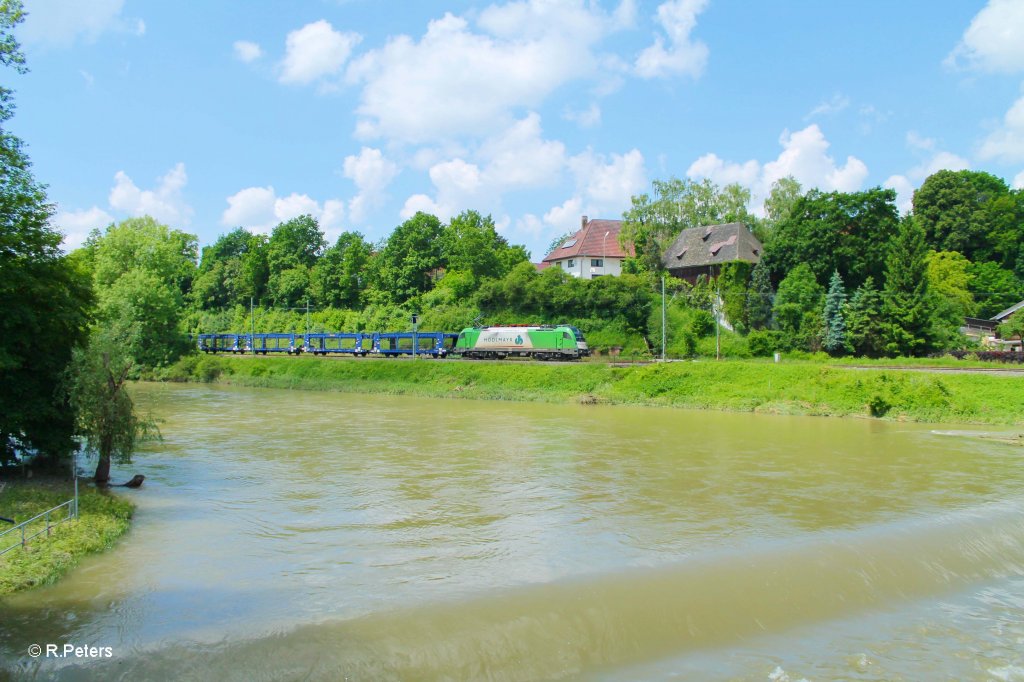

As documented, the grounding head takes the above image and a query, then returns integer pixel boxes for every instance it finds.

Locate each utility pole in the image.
[661,275,666,362]
[715,284,721,361]
[250,297,255,355]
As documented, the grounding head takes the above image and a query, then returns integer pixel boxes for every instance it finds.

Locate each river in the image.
[2,382,1024,680]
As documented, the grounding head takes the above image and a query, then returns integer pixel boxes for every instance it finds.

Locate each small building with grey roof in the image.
[661,222,763,281]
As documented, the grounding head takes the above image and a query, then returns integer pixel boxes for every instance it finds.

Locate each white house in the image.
[540,216,633,279]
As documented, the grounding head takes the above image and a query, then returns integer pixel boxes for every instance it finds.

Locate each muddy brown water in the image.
[2,382,1023,680]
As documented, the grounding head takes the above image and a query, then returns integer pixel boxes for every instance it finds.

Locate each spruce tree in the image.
[882,217,938,357]
[822,270,847,355]
[846,277,885,357]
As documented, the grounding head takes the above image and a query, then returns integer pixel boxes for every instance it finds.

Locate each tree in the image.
[772,263,824,350]
[65,330,158,484]
[265,215,325,307]
[912,169,1017,265]
[882,217,939,356]
[745,261,774,330]
[821,270,848,355]
[310,231,371,308]
[926,250,977,348]
[0,0,92,464]
[440,210,505,280]
[845,277,886,358]
[966,260,1024,319]
[98,268,189,367]
[761,176,803,235]
[375,212,444,303]
[85,216,198,297]
[761,187,899,290]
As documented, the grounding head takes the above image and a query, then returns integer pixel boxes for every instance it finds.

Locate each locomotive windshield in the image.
[568,326,586,342]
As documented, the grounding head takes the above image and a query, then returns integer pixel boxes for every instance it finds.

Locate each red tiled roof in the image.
[542,217,634,262]
[534,261,552,271]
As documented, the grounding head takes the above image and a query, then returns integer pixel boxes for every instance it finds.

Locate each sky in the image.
[11,0,1024,260]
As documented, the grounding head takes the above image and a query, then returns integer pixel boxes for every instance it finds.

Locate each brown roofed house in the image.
[661,222,763,282]
[540,216,634,279]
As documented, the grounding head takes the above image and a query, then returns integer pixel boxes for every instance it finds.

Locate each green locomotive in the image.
[453,325,590,360]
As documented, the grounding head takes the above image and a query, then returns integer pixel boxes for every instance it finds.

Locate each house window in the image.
[568,259,576,268]
[591,259,603,267]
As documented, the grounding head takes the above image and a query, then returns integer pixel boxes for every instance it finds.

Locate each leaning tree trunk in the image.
[95,437,113,485]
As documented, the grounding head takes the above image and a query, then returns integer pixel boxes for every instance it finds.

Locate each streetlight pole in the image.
[661,275,666,362]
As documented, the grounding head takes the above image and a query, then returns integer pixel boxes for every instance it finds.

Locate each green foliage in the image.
[926,251,976,317]
[760,176,803,241]
[845,276,886,358]
[998,313,1024,341]
[85,216,197,296]
[913,169,1020,266]
[822,270,848,356]
[772,263,824,350]
[747,330,783,357]
[193,228,268,308]
[440,210,525,282]
[97,268,188,368]
[309,231,371,308]
[762,187,899,290]
[65,330,159,482]
[0,5,92,464]
[966,260,1024,318]
[882,217,940,357]
[689,309,715,337]
[375,212,444,303]
[745,261,774,330]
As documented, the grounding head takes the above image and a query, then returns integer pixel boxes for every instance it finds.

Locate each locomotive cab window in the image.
[562,331,571,340]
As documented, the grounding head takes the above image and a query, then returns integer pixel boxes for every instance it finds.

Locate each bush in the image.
[689,310,715,337]
[747,330,783,357]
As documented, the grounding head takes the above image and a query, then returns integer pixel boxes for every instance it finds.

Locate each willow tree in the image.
[66,330,158,484]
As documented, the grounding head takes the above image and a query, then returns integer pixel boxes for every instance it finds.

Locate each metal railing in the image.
[0,498,78,556]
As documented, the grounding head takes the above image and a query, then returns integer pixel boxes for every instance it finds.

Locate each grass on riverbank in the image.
[0,478,134,596]
[164,354,1024,425]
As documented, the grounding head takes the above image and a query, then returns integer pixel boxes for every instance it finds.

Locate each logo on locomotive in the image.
[478,330,534,348]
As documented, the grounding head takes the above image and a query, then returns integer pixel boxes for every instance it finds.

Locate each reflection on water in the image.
[2,382,1023,680]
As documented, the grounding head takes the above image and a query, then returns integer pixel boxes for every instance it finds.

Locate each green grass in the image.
[0,478,134,596]
[164,354,1024,425]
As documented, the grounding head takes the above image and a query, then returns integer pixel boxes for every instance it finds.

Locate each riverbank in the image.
[0,478,134,596]
[165,354,1024,425]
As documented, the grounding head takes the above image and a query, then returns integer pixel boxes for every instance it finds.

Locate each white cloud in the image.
[53,206,113,251]
[109,163,193,226]
[279,20,362,85]
[686,124,869,212]
[543,197,585,235]
[346,2,628,144]
[234,40,263,63]
[563,103,602,128]
[222,186,345,233]
[978,94,1024,163]
[569,148,647,209]
[20,0,142,48]
[400,194,443,220]
[806,93,850,119]
[946,0,1024,73]
[634,0,709,79]
[401,114,570,220]
[343,147,399,223]
[1014,170,1024,190]
[479,113,566,189]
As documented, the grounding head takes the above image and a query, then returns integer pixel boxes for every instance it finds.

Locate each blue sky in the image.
[12,0,1024,259]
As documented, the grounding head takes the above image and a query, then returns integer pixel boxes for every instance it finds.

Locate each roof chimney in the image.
[581,215,588,230]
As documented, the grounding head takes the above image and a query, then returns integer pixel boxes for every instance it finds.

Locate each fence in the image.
[0,498,78,556]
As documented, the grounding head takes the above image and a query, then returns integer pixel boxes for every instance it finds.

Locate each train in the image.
[198,325,589,361]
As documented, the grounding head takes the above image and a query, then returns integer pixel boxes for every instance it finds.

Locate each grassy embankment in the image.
[166,354,1024,425]
[0,478,134,596]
